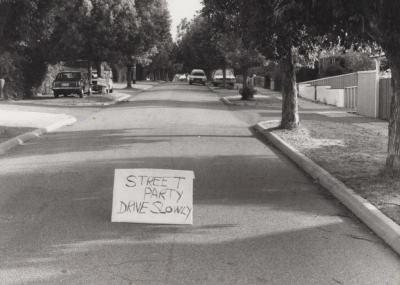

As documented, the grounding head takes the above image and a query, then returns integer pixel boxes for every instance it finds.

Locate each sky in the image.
[166,0,203,41]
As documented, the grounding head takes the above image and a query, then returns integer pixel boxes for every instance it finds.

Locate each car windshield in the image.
[192,72,205,76]
[56,72,81,81]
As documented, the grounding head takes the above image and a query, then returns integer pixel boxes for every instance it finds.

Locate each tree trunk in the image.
[223,63,227,89]
[96,61,102,78]
[241,69,250,100]
[280,47,299,129]
[242,69,248,89]
[132,62,136,84]
[88,62,93,95]
[386,55,400,171]
[0,78,5,100]
[126,64,132,88]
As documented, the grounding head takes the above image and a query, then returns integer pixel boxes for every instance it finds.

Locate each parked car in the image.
[52,71,89,98]
[211,69,236,87]
[188,69,207,85]
[91,70,113,93]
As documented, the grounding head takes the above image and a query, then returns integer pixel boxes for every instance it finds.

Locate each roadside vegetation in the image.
[172,1,400,173]
[1,1,400,173]
[0,0,174,98]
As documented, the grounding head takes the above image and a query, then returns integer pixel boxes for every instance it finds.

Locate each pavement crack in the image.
[345,233,377,244]
[332,277,344,284]
[107,259,159,267]
[318,228,333,233]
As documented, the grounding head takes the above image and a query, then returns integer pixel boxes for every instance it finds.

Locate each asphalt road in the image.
[1,83,400,284]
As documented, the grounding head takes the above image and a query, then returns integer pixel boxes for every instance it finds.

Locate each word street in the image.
[125,175,186,189]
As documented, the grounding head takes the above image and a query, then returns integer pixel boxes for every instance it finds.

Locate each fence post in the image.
[0,79,5,100]
[314,85,317,101]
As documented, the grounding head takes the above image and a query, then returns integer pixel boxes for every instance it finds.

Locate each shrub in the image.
[239,86,257,100]
[0,52,25,99]
[296,66,318,82]
[323,64,347,76]
[0,51,49,99]
[37,63,65,95]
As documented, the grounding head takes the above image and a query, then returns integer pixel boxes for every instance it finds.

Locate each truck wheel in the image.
[54,92,59,98]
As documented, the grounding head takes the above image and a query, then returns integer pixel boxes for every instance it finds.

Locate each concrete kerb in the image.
[220,97,234,106]
[102,83,161,105]
[66,93,132,107]
[254,121,400,256]
[206,83,217,93]
[206,84,235,106]
[0,115,77,155]
[102,93,131,106]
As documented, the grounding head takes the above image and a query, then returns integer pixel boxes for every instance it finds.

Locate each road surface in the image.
[0,83,399,284]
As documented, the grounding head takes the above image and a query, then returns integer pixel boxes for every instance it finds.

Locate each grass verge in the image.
[263,119,400,225]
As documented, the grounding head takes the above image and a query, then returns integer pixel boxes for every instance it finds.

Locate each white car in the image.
[211,69,236,88]
[189,69,207,85]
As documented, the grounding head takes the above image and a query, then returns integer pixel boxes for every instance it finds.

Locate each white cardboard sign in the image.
[111,169,194,224]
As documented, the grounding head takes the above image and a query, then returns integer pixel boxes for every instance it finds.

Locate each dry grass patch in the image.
[269,119,400,225]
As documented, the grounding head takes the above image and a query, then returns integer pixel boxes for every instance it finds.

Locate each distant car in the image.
[52,71,89,98]
[211,69,236,87]
[189,69,207,85]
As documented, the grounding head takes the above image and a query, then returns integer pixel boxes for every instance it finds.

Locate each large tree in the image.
[0,0,171,95]
[0,0,60,97]
[317,1,400,171]
[175,15,225,77]
[203,0,400,171]
[51,0,140,89]
[144,0,174,82]
[241,0,325,128]
[255,0,400,171]
[202,1,266,98]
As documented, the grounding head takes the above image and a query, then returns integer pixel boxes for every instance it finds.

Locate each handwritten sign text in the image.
[112,169,194,224]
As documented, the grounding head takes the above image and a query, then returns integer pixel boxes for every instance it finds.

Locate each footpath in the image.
[210,84,400,256]
[0,81,159,155]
